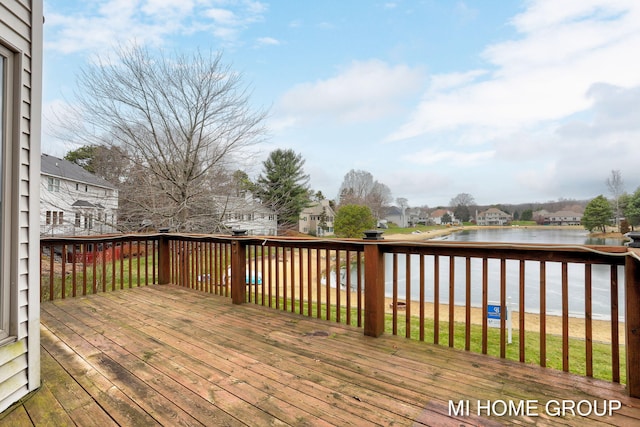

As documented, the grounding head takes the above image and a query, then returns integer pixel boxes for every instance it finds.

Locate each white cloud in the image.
[425,70,488,94]
[205,8,239,26]
[387,0,640,142]
[496,83,640,199]
[256,37,280,46]
[44,0,268,53]
[402,148,495,167]
[276,59,425,126]
[142,0,195,16]
[382,170,451,205]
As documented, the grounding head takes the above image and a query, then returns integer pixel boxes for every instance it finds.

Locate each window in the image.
[1,45,15,341]
[75,213,81,227]
[47,177,60,192]
[84,215,93,229]
[46,210,51,225]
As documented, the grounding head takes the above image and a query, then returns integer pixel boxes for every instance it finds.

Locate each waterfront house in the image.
[476,207,512,226]
[40,154,119,236]
[299,199,335,236]
[543,210,583,226]
[0,0,43,412]
[406,207,429,226]
[429,208,456,225]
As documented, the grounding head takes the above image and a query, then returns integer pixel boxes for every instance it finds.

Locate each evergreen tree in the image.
[64,145,98,173]
[581,195,613,232]
[521,209,533,221]
[255,149,310,230]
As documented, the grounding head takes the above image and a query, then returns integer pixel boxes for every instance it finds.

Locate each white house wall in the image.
[40,174,119,236]
[0,0,43,413]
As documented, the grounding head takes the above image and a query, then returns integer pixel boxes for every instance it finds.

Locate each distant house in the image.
[429,209,456,225]
[533,209,549,224]
[0,1,43,412]
[476,208,512,226]
[406,207,429,226]
[543,210,583,226]
[40,154,119,236]
[383,206,403,227]
[212,194,277,235]
[299,200,335,236]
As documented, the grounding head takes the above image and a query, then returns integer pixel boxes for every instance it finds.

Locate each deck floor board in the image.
[3,285,640,426]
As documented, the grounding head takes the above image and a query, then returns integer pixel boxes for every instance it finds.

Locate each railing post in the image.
[157,231,171,285]
[231,238,247,304]
[625,250,640,397]
[363,239,385,337]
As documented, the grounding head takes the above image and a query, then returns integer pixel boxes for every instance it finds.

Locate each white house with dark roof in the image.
[212,194,278,235]
[40,153,119,236]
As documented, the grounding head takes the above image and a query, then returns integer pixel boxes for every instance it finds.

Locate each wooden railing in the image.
[40,235,160,300]
[40,233,640,397]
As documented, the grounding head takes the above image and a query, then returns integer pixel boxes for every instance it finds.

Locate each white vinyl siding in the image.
[0,0,43,413]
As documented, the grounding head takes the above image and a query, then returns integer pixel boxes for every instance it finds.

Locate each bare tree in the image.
[449,193,475,208]
[396,197,409,227]
[337,169,392,219]
[55,44,267,231]
[606,170,624,230]
[449,193,476,222]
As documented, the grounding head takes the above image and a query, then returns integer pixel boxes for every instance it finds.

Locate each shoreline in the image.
[379,295,623,344]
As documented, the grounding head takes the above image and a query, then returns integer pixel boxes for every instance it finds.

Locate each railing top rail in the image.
[163,233,368,251]
[40,233,162,245]
[375,239,629,265]
[40,232,633,265]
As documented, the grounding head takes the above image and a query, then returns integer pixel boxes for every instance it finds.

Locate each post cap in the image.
[363,230,384,240]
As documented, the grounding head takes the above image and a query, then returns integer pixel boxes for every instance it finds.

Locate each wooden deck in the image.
[3,285,640,426]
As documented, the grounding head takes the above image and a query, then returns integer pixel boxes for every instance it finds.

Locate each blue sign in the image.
[487,304,502,320]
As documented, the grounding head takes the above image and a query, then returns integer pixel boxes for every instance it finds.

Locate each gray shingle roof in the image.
[41,153,116,189]
[71,200,95,208]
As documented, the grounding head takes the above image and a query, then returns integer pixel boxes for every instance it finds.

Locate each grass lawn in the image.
[40,254,159,300]
[252,295,625,384]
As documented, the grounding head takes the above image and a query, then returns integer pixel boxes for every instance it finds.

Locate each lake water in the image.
[383,228,627,319]
[437,226,626,246]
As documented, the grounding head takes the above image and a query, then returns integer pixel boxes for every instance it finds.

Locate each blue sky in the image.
[42,0,640,208]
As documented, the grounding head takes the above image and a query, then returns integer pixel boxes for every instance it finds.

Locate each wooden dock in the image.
[3,285,640,426]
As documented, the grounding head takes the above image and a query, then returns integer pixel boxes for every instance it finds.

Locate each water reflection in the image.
[444,227,626,246]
